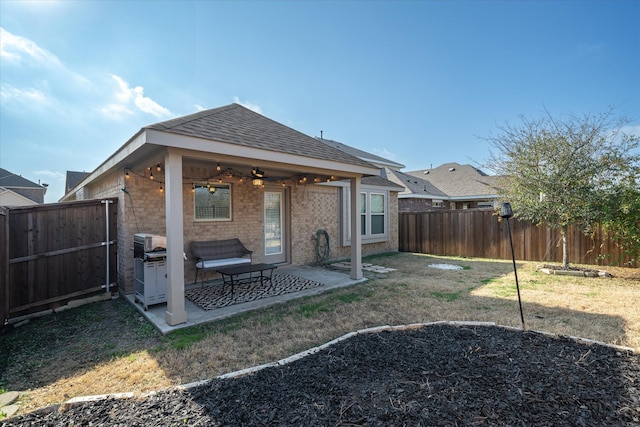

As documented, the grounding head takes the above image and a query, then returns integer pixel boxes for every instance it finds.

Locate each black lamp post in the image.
[501,202,525,329]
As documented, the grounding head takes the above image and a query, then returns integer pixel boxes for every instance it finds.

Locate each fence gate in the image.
[1,198,118,324]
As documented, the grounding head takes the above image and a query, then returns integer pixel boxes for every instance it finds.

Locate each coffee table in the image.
[217,263,277,297]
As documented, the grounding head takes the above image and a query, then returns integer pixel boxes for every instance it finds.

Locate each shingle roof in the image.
[383,168,447,197]
[0,168,43,188]
[66,171,90,193]
[362,174,405,189]
[316,138,405,169]
[406,163,501,197]
[145,104,375,169]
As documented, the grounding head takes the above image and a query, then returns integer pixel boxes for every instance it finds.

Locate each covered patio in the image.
[126,264,366,334]
[62,104,400,329]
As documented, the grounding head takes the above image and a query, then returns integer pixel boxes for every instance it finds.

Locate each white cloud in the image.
[233,96,263,114]
[98,103,134,120]
[0,27,61,67]
[99,75,171,119]
[133,86,171,117]
[371,147,399,161]
[620,124,640,138]
[112,75,133,103]
[33,169,66,182]
[195,104,206,111]
[0,83,48,105]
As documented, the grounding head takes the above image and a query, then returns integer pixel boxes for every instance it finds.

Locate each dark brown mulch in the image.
[6,325,639,426]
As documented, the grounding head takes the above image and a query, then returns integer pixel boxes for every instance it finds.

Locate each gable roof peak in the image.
[143,103,376,169]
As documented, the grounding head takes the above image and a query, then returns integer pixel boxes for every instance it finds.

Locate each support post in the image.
[349,177,363,280]
[165,149,187,326]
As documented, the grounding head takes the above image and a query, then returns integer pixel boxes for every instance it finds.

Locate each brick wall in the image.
[290,184,340,265]
[86,162,400,294]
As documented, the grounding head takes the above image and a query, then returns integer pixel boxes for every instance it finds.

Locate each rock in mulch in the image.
[6,324,639,426]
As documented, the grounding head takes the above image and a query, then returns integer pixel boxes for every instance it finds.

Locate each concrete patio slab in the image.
[124,265,367,334]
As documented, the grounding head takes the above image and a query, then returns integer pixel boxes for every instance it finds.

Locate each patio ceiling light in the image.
[252,167,265,178]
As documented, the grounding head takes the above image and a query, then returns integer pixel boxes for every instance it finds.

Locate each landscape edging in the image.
[20,321,637,416]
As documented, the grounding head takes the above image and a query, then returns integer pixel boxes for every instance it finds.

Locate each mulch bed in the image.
[185,274,324,310]
[7,324,639,426]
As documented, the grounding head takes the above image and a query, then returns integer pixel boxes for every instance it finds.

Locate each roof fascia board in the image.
[146,129,380,176]
[359,157,405,169]
[398,193,450,200]
[448,194,499,200]
[60,131,147,201]
[325,181,402,191]
[0,185,45,190]
[398,193,499,200]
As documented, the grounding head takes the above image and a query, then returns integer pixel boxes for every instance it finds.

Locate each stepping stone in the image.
[1,404,19,419]
[0,391,19,407]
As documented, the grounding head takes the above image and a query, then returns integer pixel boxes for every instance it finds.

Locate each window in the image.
[370,193,385,234]
[342,188,388,245]
[194,183,231,220]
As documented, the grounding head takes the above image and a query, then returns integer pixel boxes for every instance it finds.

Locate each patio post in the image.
[349,176,363,280]
[164,148,187,326]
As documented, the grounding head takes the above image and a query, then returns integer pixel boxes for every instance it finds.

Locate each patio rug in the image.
[185,274,324,310]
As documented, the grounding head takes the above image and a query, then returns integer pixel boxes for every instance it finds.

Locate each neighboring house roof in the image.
[316,138,405,169]
[145,104,375,170]
[405,162,502,199]
[0,168,47,204]
[0,187,39,206]
[0,168,43,188]
[383,168,447,198]
[66,171,90,193]
[361,174,405,190]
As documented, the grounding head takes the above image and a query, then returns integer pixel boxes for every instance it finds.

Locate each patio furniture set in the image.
[191,238,276,298]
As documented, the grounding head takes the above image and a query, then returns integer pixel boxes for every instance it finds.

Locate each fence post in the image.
[1,208,8,325]
[102,200,114,293]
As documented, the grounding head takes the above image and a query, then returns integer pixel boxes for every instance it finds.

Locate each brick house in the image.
[61,104,402,326]
[385,162,502,212]
[0,168,48,206]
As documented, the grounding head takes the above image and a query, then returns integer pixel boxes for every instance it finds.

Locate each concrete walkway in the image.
[126,265,367,334]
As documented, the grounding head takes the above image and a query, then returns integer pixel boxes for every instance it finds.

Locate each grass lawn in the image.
[1,252,639,417]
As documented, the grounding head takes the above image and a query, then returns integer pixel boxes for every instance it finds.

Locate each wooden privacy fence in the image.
[399,209,636,267]
[1,199,118,324]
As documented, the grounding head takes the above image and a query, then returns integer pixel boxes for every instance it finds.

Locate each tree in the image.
[599,173,640,265]
[484,108,640,268]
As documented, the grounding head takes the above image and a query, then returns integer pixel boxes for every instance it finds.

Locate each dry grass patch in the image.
[1,252,638,416]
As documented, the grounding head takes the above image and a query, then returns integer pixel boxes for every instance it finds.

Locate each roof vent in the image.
[449,167,456,172]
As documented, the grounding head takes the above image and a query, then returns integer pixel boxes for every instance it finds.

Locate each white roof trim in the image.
[145,129,380,176]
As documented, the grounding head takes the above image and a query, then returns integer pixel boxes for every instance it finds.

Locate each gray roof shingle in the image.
[65,171,90,193]
[383,168,447,197]
[316,138,405,168]
[0,168,43,188]
[145,104,375,169]
[406,163,501,197]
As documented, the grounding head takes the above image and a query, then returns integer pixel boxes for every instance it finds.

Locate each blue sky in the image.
[1,0,639,203]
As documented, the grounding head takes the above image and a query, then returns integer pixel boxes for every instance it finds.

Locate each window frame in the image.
[341,187,389,246]
[193,182,232,221]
